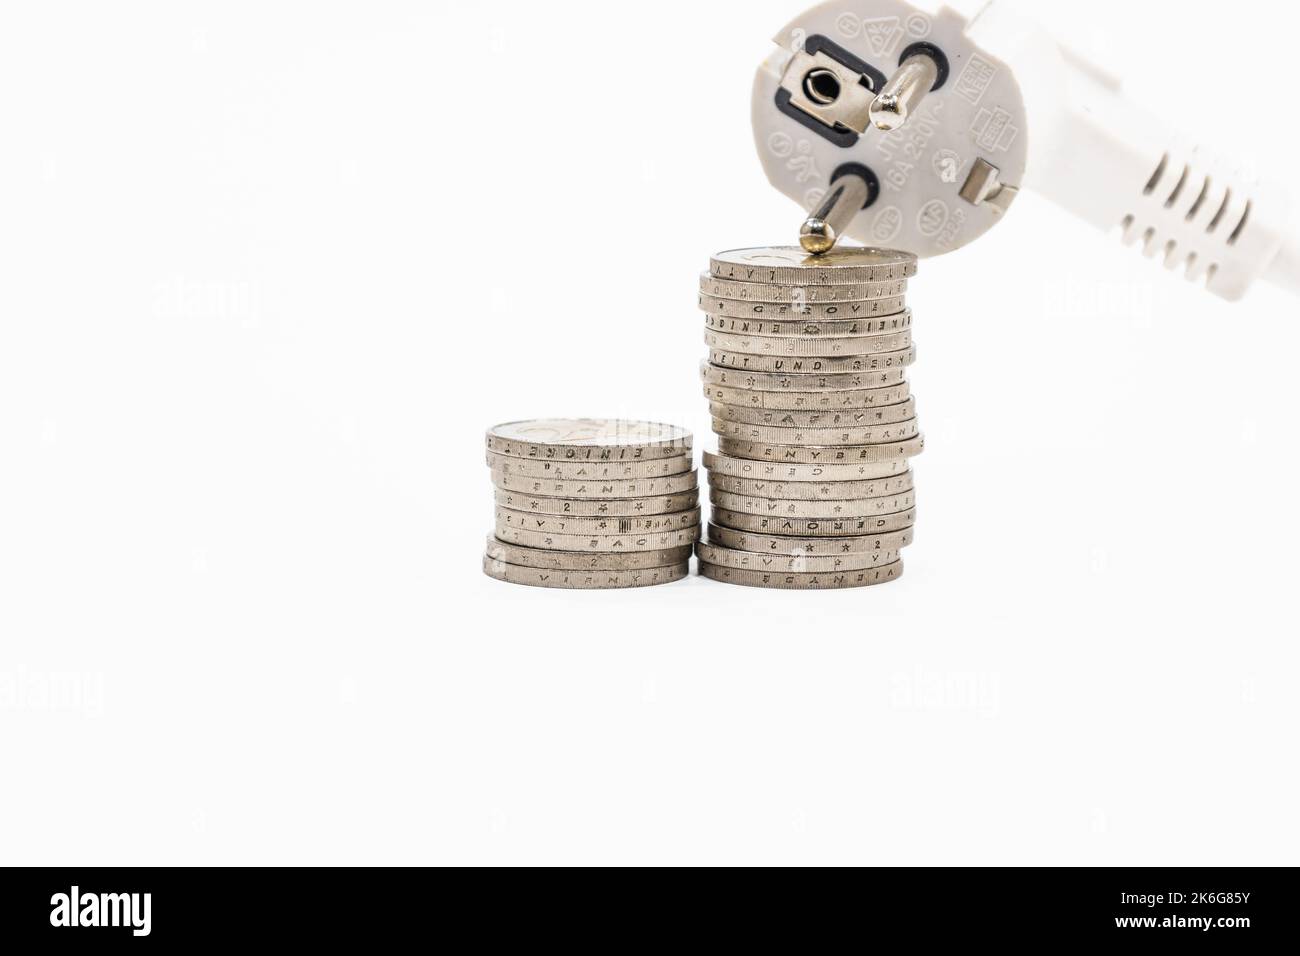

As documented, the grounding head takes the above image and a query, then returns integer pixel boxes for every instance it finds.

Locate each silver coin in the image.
[708,347,916,374]
[708,399,916,428]
[699,293,907,319]
[698,559,904,590]
[494,525,701,553]
[706,522,914,556]
[485,537,693,571]
[496,506,701,537]
[704,329,913,357]
[490,469,699,500]
[486,419,691,461]
[717,435,925,464]
[712,417,920,447]
[700,362,908,391]
[703,450,910,482]
[709,489,916,519]
[711,506,915,537]
[695,540,901,573]
[700,274,907,302]
[494,488,699,517]
[703,311,912,337]
[709,246,918,284]
[703,382,911,410]
[707,471,914,501]
[484,555,689,589]
[486,451,694,481]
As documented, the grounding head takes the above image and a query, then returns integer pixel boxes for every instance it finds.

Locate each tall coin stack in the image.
[696,247,924,589]
[483,419,699,589]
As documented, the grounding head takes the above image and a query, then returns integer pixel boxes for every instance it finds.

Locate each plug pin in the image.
[800,173,871,254]
[868,52,940,132]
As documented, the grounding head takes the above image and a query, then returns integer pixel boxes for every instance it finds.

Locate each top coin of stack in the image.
[483,418,699,589]
[696,246,924,589]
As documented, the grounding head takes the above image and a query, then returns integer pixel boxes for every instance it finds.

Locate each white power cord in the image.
[753,0,1298,300]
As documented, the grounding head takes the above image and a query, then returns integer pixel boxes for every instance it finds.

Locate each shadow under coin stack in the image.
[696,246,924,589]
[484,419,699,588]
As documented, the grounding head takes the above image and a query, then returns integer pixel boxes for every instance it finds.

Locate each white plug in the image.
[753,0,1300,300]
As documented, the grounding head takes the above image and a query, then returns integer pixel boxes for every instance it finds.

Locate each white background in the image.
[2,0,1297,866]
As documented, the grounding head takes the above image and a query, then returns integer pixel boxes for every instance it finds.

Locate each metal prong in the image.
[800,174,870,254]
[868,52,939,132]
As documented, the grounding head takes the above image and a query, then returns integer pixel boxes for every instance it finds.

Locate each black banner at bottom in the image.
[0,867,1293,945]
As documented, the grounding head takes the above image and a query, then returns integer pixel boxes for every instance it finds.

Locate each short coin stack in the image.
[484,419,698,588]
[696,246,924,589]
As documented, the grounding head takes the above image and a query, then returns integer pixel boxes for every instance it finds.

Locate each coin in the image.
[699,293,907,319]
[484,555,689,589]
[485,537,693,570]
[490,469,699,499]
[494,525,701,553]
[707,347,916,374]
[695,541,902,573]
[702,382,911,410]
[710,507,915,537]
[706,522,914,555]
[703,311,913,337]
[700,362,908,391]
[486,419,691,461]
[486,450,694,480]
[708,400,917,428]
[706,471,914,501]
[702,450,910,482]
[494,489,699,517]
[717,435,925,463]
[704,330,913,357]
[700,274,907,302]
[495,506,701,537]
[697,560,903,589]
[711,417,920,446]
[710,246,918,284]
[697,246,925,587]
[709,489,916,519]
